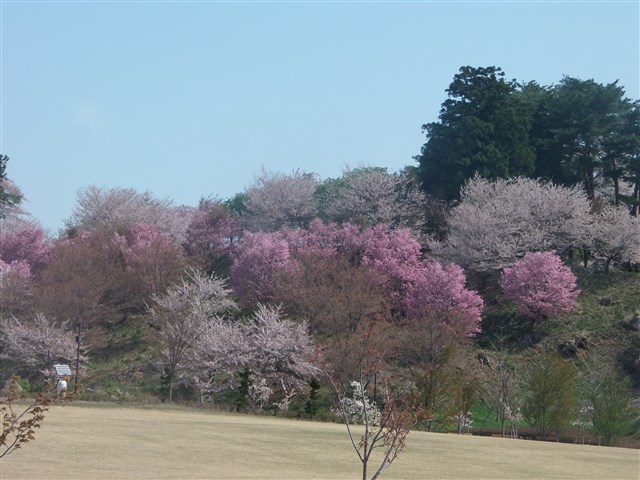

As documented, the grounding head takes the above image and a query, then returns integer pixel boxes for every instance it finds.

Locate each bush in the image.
[522,354,577,438]
[589,375,638,446]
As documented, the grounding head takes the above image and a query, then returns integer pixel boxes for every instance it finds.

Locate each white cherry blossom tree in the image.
[0,313,86,376]
[147,268,237,402]
[430,176,592,272]
[243,169,319,232]
[66,185,193,244]
[191,304,318,410]
[590,205,640,270]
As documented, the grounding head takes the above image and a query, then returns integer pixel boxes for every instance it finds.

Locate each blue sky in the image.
[2,0,639,233]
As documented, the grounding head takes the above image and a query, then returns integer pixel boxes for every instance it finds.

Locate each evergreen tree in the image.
[0,155,22,219]
[620,103,640,215]
[416,66,535,200]
[532,78,637,202]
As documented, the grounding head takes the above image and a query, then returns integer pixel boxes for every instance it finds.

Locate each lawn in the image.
[0,403,638,480]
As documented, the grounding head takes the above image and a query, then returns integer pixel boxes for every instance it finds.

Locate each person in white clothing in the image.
[56,375,68,397]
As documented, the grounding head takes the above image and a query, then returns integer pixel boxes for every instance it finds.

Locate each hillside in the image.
[69,264,640,448]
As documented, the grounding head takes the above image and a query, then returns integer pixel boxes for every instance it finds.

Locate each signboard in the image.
[53,364,71,376]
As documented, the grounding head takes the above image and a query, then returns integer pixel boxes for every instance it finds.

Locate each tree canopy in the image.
[0,155,24,220]
[415,66,535,201]
[1,66,639,448]
[416,67,639,210]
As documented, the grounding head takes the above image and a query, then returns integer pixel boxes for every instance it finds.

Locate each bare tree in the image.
[323,317,423,480]
[394,311,472,432]
[479,342,522,438]
[35,231,121,334]
[280,253,386,338]
[118,223,187,300]
[1,379,73,459]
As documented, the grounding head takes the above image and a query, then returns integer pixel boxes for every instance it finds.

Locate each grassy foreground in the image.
[0,404,638,480]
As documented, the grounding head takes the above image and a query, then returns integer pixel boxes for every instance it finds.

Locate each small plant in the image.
[500,403,522,439]
[452,411,472,434]
[572,405,593,444]
[1,377,72,458]
[304,378,321,417]
[17,377,31,393]
[332,380,381,426]
[330,376,424,480]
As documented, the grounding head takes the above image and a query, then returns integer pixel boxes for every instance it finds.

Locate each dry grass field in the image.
[0,403,638,480]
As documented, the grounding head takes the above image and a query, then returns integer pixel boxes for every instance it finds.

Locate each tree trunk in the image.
[580,248,589,268]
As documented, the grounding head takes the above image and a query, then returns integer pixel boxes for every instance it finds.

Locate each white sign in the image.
[53,364,71,376]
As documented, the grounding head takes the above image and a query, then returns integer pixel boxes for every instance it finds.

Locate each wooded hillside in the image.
[1,67,638,446]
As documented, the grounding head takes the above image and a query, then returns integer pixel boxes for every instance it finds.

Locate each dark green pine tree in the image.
[0,154,22,219]
[621,104,640,215]
[415,66,536,201]
[532,77,637,202]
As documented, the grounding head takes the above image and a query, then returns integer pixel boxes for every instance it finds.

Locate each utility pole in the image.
[74,322,82,392]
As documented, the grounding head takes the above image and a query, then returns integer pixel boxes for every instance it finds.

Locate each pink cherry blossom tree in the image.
[0,221,49,274]
[230,231,296,305]
[359,226,423,278]
[183,198,241,274]
[0,260,33,316]
[332,224,483,333]
[404,261,484,338]
[231,220,484,333]
[500,252,580,327]
[119,223,186,298]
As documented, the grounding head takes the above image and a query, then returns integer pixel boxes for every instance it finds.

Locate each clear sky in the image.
[2,0,638,233]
